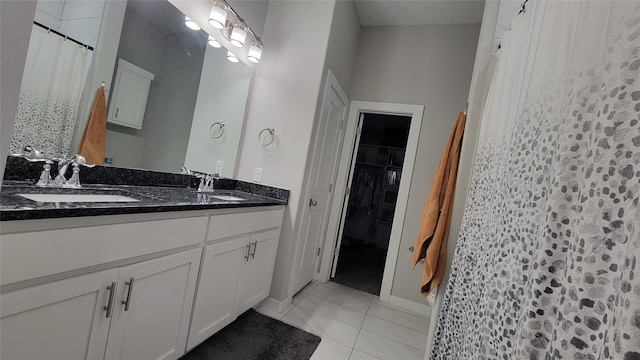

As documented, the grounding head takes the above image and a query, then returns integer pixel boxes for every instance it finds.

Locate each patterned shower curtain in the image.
[432,1,640,359]
[10,25,89,159]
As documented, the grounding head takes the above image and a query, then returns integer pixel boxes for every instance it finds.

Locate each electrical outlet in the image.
[215,161,224,174]
[253,167,263,182]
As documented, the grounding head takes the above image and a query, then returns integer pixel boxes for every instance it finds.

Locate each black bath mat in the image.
[181,309,321,360]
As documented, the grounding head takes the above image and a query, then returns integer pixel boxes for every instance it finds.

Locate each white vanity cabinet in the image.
[187,208,284,351]
[0,269,119,360]
[103,248,201,360]
[0,214,208,360]
[0,206,285,360]
[234,229,280,315]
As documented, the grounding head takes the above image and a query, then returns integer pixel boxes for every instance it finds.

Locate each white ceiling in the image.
[354,0,486,26]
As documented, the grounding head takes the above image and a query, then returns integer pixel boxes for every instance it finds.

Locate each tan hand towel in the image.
[412,112,466,296]
[77,86,106,164]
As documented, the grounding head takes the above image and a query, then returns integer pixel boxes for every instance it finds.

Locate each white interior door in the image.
[290,70,348,295]
[330,114,364,277]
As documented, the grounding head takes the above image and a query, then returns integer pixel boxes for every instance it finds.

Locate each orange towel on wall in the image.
[412,112,466,296]
[77,86,106,164]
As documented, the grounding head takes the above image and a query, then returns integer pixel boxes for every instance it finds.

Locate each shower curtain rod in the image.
[33,21,95,51]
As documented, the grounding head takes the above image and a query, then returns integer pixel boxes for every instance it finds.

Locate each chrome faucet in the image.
[11,145,54,186]
[53,154,95,188]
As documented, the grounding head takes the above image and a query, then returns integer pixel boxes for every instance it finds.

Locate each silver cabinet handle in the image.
[121,277,134,311]
[309,199,318,207]
[244,244,251,262]
[114,108,119,119]
[104,281,117,318]
[250,241,258,259]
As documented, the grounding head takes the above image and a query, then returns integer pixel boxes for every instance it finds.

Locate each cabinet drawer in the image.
[1,216,208,286]
[207,208,284,242]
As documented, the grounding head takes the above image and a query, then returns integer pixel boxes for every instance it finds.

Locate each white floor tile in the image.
[281,306,360,348]
[367,302,429,333]
[297,294,366,328]
[354,330,425,360]
[310,337,352,360]
[310,284,371,313]
[370,297,431,320]
[361,315,427,350]
[322,282,374,303]
[349,349,381,360]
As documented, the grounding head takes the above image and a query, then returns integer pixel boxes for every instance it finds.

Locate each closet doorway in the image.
[331,113,411,295]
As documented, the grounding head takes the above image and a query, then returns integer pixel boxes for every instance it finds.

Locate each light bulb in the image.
[208,35,221,48]
[184,16,200,31]
[208,4,227,29]
[230,26,246,47]
[248,44,262,63]
[227,50,239,63]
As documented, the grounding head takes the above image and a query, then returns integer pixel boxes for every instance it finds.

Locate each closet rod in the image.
[33,21,94,51]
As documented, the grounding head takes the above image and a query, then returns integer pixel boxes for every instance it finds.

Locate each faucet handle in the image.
[71,155,95,168]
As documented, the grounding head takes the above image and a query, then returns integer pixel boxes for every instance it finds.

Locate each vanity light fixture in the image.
[247,41,262,63]
[208,35,222,48]
[229,22,247,48]
[184,16,201,31]
[227,50,239,63]
[208,0,227,29]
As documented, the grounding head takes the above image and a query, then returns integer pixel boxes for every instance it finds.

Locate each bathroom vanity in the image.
[0,168,288,360]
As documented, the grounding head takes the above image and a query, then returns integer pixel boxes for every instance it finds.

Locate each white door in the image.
[291,70,349,295]
[235,229,280,314]
[104,248,201,360]
[187,238,246,351]
[0,269,118,360]
[331,114,364,277]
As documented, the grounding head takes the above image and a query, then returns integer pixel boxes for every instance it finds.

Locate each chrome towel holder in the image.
[209,122,225,139]
[258,128,275,146]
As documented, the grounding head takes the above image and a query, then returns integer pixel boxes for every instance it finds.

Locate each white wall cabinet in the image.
[0,269,118,360]
[108,59,154,129]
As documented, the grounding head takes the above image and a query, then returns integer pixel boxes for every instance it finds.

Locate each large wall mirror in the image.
[9,0,255,178]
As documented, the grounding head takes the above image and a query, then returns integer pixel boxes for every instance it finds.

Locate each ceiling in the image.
[354,0,486,26]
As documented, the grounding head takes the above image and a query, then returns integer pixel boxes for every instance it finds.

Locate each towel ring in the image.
[259,128,275,146]
[209,122,225,139]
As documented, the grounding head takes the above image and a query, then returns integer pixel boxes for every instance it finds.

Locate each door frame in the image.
[316,101,423,302]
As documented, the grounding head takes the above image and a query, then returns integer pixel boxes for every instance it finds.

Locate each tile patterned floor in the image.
[255,281,432,360]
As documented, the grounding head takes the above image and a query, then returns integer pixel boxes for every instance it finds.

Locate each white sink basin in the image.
[209,195,246,201]
[18,193,140,203]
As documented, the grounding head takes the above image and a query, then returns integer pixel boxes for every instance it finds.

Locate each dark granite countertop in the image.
[0,181,287,221]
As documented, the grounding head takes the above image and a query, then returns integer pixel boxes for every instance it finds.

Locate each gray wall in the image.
[349,23,481,304]
[106,0,207,173]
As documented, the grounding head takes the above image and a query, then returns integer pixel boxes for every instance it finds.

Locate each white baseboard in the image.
[388,295,432,316]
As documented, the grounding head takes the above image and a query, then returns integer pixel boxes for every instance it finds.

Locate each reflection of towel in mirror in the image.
[412,112,466,296]
[77,86,106,164]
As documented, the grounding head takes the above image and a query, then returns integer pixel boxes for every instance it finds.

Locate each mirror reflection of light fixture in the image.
[229,23,247,48]
[208,35,221,48]
[227,50,239,63]
[248,41,262,63]
[184,16,201,31]
[208,1,227,29]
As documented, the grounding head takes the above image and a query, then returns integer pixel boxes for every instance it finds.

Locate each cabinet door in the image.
[104,248,201,360]
[234,229,280,314]
[0,269,119,360]
[186,237,247,351]
[108,60,154,129]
